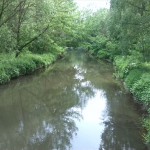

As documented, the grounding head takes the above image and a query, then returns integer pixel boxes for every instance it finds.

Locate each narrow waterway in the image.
[0,50,148,150]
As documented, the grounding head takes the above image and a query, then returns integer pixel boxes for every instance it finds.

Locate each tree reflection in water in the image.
[0,50,147,150]
[0,52,95,150]
[82,55,148,150]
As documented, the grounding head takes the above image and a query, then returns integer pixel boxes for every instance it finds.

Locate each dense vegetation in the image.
[0,0,150,144]
[77,0,150,143]
[0,0,78,83]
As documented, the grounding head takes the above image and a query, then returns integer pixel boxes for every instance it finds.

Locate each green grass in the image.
[84,33,150,143]
[143,118,150,143]
[114,55,150,143]
[0,51,63,84]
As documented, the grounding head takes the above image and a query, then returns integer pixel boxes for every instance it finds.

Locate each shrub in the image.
[142,62,150,72]
[143,118,150,143]
[0,25,16,53]
[20,58,37,74]
[0,68,10,84]
[131,73,150,106]
[29,35,53,54]
[13,59,29,75]
[82,35,109,57]
[97,49,110,59]
[125,69,143,90]
[106,41,120,60]
[114,55,142,79]
[0,52,59,84]
[2,61,20,78]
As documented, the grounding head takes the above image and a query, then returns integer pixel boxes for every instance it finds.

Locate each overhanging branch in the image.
[16,25,49,57]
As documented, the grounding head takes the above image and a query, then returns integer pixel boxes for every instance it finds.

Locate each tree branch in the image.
[0,1,24,27]
[16,25,49,57]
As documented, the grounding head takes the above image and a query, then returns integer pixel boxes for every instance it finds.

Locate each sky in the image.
[74,0,110,11]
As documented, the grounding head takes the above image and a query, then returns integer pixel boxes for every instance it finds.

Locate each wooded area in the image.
[0,0,78,84]
[77,0,150,143]
[0,0,150,144]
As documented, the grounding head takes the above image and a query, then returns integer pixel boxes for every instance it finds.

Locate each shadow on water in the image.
[0,49,148,150]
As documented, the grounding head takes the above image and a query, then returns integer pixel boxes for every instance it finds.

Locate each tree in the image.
[110,0,150,60]
[0,0,78,56]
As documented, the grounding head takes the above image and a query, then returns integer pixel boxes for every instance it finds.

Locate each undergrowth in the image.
[0,51,63,84]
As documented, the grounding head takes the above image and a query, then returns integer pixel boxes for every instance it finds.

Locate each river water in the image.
[0,50,148,150]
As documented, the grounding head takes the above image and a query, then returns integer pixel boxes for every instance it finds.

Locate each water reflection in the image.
[0,51,96,150]
[0,50,148,150]
[72,89,107,150]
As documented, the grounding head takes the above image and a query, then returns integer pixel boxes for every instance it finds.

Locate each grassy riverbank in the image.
[86,47,150,143]
[0,0,77,84]
[77,8,150,143]
[0,50,65,85]
[113,55,150,143]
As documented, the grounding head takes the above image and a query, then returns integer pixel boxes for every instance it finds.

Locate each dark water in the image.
[0,50,148,150]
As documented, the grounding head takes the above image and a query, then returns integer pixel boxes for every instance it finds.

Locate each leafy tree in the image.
[110,0,150,60]
[0,0,78,56]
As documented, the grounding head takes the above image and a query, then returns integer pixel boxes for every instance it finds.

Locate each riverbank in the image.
[113,55,150,143]
[0,49,148,150]
[85,48,150,143]
[0,50,65,85]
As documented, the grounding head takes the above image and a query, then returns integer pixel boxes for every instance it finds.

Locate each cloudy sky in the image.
[74,0,110,11]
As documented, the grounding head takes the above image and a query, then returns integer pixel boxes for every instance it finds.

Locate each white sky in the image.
[74,0,110,11]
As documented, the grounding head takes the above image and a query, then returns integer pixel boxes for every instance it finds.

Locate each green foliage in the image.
[0,0,77,56]
[97,50,110,59]
[110,0,150,61]
[114,54,142,78]
[125,69,143,89]
[96,40,119,60]
[0,26,16,53]
[84,35,108,55]
[106,41,119,60]
[76,0,150,143]
[143,118,150,143]
[0,0,76,84]
[142,62,150,72]
[0,69,10,84]
[77,9,121,60]
[0,52,58,84]
[1,61,20,78]
[114,55,150,142]
[131,73,150,106]
[29,36,54,54]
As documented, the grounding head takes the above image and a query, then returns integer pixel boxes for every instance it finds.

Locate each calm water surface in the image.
[0,50,148,150]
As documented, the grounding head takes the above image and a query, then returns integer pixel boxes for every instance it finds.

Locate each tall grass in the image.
[114,55,150,143]
[0,52,60,84]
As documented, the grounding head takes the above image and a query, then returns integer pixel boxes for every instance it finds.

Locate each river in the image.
[0,50,148,150]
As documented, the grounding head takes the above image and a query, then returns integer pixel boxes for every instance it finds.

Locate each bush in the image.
[106,41,119,60]
[82,35,109,57]
[114,55,142,78]
[29,35,53,54]
[0,25,16,53]
[13,59,30,75]
[20,58,37,74]
[2,61,20,78]
[131,73,150,106]
[143,118,150,143]
[0,69,10,84]
[114,56,150,143]
[0,52,59,84]
[125,69,143,90]
[97,49,110,59]
[142,62,150,72]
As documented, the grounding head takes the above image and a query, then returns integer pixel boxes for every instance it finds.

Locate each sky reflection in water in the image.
[0,50,148,150]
